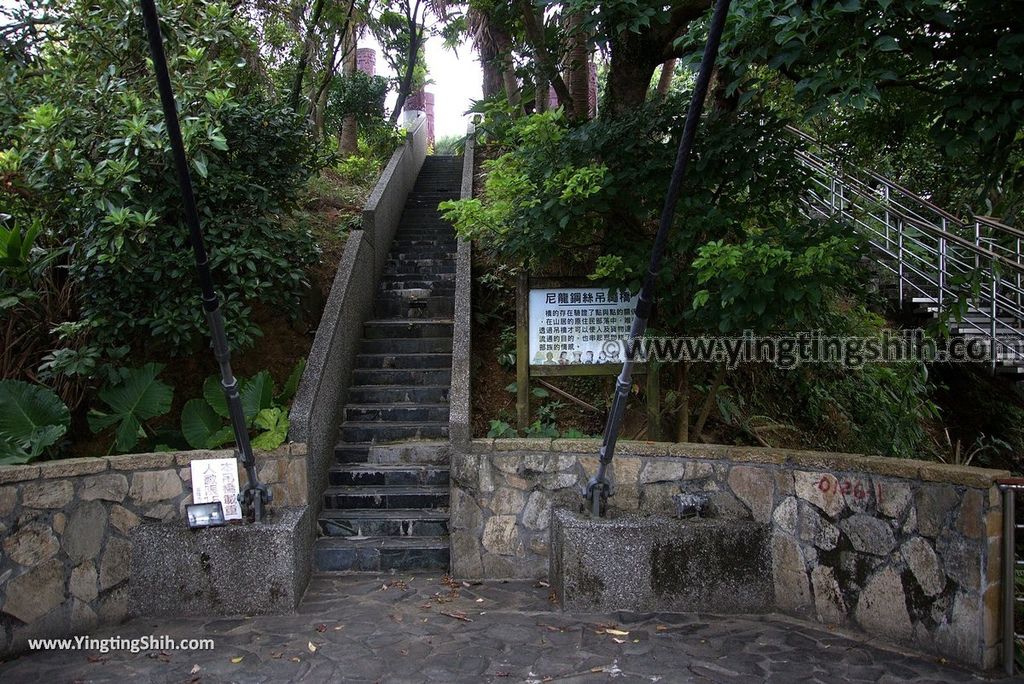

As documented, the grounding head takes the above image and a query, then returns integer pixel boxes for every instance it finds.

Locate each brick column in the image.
[356,48,376,76]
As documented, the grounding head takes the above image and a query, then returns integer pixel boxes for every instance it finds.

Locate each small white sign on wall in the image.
[190,458,242,521]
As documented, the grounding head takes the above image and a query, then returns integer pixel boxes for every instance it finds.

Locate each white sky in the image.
[367,34,483,140]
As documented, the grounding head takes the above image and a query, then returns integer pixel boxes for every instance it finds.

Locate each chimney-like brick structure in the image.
[404,89,435,146]
[356,48,376,76]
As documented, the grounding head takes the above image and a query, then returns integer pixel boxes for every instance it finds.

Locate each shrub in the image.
[1,0,320,357]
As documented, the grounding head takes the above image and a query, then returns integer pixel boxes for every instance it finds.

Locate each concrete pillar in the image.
[404,89,435,147]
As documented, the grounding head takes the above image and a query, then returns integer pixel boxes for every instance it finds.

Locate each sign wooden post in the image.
[515,274,661,439]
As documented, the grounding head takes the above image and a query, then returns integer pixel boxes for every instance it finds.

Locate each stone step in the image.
[333,440,451,465]
[328,463,450,487]
[391,238,458,248]
[377,284,457,298]
[384,260,456,274]
[343,403,450,422]
[386,250,456,261]
[345,385,450,404]
[380,272,456,283]
[323,484,449,510]
[350,368,452,386]
[314,536,449,572]
[338,420,449,443]
[357,337,452,354]
[318,509,449,538]
[354,353,453,369]
[373,296,454,318]
[363,319,453,339]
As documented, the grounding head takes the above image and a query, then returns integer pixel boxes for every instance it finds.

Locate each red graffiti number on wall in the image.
[817,476,869,500]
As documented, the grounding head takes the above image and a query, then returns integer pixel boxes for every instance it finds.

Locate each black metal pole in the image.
[140,0,270,521]
[585,0,732,517]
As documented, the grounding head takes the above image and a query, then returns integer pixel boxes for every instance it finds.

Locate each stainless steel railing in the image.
[788,127,1024,375]
[999,479,1024,675]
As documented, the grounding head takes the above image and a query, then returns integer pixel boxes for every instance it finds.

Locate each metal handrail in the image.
[791,130,1024,373]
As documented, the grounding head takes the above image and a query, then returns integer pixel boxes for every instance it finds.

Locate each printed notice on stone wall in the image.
[190,458,242,521]
[528,287,637,365]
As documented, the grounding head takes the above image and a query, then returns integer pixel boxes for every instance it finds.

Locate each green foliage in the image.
[2,0,320,355]
[487,419,518,438]
[442,96,863,337]
[325,71,390,131]
[180,359,303,451]
[432,134,464,156]
[0,380,71,464]
[88,363,174,454]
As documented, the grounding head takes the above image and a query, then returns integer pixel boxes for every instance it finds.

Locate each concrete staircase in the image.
[314,155,461,572]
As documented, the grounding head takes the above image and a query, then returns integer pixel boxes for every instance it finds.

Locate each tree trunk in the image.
[339,23,359,155]
[517,0,573,113]
[693,364,726,442]
[674,361,689,442]
[288,0,328,114]
[478,41,503,98]
[603,33,660,117]
[565,12,590,120]
[656,58,676,96]
[389,18,422,125]
[493,28,520,110]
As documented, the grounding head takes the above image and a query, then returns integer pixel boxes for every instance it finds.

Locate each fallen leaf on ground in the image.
[290,657,301,663]
[600,628,630,637]
[535,580,550,588]
[230,656,244,664]
[440,610,473,622]
[190,665,201,674]
[612,638,626,644]
[271,651,284,659]
[475,598,484,603]
[315,624,327,633]
[307,641,317,653]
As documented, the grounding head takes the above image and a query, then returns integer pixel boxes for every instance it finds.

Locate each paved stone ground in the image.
[0,574,995,683]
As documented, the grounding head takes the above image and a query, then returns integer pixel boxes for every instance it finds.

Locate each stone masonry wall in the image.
[450,438,1007,670]
[0,444,307,657]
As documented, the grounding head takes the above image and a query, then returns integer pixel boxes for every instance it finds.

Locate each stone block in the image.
[728,466,774,522]
[129,470,182,505]
[0,465,39,484]
[551,509,772,614]
[37,458,107,478]
[108,453,174,470]
[109,504,140,534]
[772,533,812,614]
[956,489,985,539]
[854,566,913,643]
[69,561,98,602]
[876,481,912,519]
[2,558,65,623]
[839,514,896,556]
[522,491,552,530]
[914,484,958,538]
[130,506,312,617]
[490,488,525,515]
[639,460,688,484]
[0,485,16,516]
[21,480,73,508]
[481,515,523,556]
[794,471,844,518]
[901,537,945,597]
[99,536,131,590]
[63,500,108,564]
[80,473,129,502]
[810,565,847,624]
[3,521,59,566]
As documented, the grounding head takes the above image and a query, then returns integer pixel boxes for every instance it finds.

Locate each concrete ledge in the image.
[471,438,1011,489]
[550,508,772,613]
[449,124,475,448]
[129,506,313,617]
